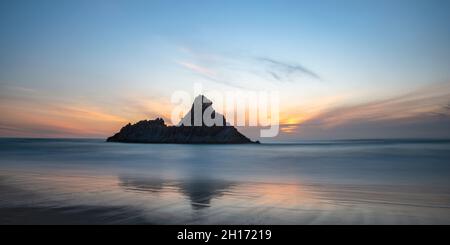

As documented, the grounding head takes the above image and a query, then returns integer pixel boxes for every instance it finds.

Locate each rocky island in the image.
[107,95,258,144]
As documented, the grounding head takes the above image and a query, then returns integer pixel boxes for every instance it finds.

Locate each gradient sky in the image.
[1,0,450,140]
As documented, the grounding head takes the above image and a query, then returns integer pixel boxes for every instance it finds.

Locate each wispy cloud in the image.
[175,58,249,89]
[276,82,450,139]
[257,57,322,81]
[176,60,217,77]
[175,45,322,88]
[268,71,282,81]
[303,87,450,128]
[0,85,130,137]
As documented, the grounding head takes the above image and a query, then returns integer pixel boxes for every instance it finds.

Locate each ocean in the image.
[0,138,449,224]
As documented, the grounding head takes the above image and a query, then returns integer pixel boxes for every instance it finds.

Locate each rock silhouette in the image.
[107,95,258,144]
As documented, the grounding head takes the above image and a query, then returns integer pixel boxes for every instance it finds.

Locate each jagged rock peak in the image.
[194,94,212,105]
[106,95,258,144]
[179,95,226,126]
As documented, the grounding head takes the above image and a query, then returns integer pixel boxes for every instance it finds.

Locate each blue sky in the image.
[1,0,450,139]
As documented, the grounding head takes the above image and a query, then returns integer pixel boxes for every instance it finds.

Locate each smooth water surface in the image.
[0,138,449,224]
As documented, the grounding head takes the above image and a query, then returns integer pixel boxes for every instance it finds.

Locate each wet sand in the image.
[0,170,449,224]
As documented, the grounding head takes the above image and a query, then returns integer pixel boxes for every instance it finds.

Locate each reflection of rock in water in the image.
[177,181,234,210]
[119,176,234,210]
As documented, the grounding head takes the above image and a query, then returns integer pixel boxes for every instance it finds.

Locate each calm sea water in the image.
[0,138,449,224]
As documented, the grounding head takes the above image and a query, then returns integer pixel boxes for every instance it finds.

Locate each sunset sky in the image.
[1,0,450,140]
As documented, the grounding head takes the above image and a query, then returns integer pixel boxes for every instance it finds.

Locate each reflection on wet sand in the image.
[1,169,449,224]
[119,176,314,210]
[119,176,236,210]
[0,170,315,224]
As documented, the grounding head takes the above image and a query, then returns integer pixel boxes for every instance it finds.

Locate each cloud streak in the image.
[175,59,249,89]
[176,61,217,77]
[302,84,450,128]
[257,57,322,81]
[175,46,323,87]
[271,82,450,139]
[0,83,187,137]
